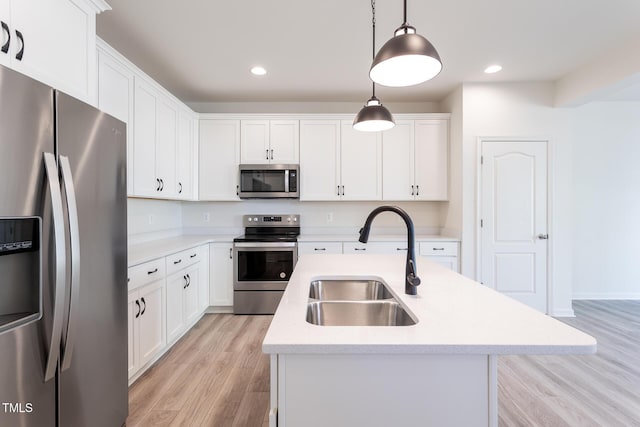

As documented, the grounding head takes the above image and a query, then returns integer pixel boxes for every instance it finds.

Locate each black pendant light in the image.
[354,0,395,132]
[369,0,442,87]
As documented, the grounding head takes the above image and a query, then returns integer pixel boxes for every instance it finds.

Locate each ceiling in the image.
[97,0,640,104]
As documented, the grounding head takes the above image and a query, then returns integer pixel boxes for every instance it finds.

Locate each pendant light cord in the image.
[371,0,377,98]
[403,0,408,25]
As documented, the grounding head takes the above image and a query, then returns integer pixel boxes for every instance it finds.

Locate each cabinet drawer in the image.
[343,241,407,254]
[128,259,166,291]
[166,247,201,275]
[298,242,343,255]
[419,241,458,257]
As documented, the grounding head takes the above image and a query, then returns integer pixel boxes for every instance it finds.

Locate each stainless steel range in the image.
[233,214,300,314]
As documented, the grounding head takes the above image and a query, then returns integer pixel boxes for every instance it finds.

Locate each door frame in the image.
[476,137,553,314]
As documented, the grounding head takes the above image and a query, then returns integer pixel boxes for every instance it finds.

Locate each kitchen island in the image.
[262,254,596,427]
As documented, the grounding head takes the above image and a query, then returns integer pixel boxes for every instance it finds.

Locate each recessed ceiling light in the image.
[484,65,502,74]
[251,66,267,76]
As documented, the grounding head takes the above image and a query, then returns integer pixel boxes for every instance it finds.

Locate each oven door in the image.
[233,242,297,291]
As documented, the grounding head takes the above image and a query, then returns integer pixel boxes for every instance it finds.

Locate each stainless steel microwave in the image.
[238,164,299,199]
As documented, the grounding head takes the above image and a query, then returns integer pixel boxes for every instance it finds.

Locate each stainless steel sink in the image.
[309,279,394,301]
[306,301,417,326]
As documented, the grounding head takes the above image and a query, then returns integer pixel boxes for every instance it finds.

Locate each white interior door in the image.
[480,140,548,312]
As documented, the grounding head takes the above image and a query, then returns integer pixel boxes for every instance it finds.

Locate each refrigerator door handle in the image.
[59,155,81,372]
[43,152,67,382]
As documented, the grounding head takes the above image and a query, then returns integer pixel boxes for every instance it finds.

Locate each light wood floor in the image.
[127,301,640,427]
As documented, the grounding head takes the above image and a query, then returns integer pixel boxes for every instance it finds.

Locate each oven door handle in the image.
[234,242,297,248]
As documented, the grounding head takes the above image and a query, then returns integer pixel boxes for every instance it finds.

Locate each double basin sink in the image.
[306,278,417,326]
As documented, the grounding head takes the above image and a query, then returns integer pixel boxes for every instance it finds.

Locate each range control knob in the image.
[253,217,258,222]
[247,217,252,222]
[287,217,291,222]
[293,217,298,222]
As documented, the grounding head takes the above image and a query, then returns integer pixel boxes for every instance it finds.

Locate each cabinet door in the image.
[270,120,299,163]
[0,1,11,67]
[414,120,448,200]
[198,245,210,312]
[241,120,270,164]
[382,121,415,201]
[340,121,382,201]
[199,120,241,200]
[299,120,340,201]
[344,242,405,254]
[155,97,178,198]
[97,49,134,195]
[133,78,158,197]
[166,272,186,344]
[183,266,200,324]
[209,243,234,307]
[427,256,459,272]
[176,112,193,199]
[127,290,139,379]
[10,0,93,102]
[138,280,166,367]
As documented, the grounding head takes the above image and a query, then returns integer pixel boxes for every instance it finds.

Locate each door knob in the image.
[537,234,549,240]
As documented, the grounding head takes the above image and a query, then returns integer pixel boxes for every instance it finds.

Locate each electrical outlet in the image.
[327,212,333,223]
[203,212,210,222]
[148,214,155,225]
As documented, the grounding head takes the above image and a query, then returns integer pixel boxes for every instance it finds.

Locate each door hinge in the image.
[480,219,484,227]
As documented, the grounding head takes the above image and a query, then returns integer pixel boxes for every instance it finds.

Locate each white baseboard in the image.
[206,306,233,314]
[551,308,575,317]
[573,292,640,300]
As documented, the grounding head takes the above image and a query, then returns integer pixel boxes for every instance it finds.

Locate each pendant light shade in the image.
[353,96,395,132]
[354,0,395,132]
[370,1,442,87]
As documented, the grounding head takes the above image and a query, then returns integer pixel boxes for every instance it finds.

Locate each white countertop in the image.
[128,234,236,267]
[298,234,459,242]
[262,254,596,355]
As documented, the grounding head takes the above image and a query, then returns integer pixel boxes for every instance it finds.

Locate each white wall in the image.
[181,201,446,236]
[571,101,640,299]
[460,82,574,316]
[127,198,182,241]
[440,86,463,238]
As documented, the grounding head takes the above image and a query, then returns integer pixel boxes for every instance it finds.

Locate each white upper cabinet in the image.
[155,97,178,198]
[299,120,340,201]
[382,121,415,201]
[97,42,135,196]
[340,121,382,201]
[199,120,241,201]
[414,119,448,200]
[382,119,449,201]
[240,119,299,164]
[176,111,194,200]
[1,0,107,104]
[270,120,299,163]
[299,120,381,201]
[133,78,158,197]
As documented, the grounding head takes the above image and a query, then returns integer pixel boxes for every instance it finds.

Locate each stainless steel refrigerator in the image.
[0,65,128,427]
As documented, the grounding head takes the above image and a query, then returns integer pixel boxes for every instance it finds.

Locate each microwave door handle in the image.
[59,156,81,372]
[42,152,66,382]
[284,169,289,193]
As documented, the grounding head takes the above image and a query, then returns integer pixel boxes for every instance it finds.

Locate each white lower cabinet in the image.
[297,242,343,256]
[128,279,165,380]
[209,242,234,308]
[199,244,210,312]
[167,264,201,344]
[343,241,409,255]
[420,241,460,272]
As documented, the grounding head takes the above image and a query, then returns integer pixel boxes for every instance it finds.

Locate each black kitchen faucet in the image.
[358,206,421,295]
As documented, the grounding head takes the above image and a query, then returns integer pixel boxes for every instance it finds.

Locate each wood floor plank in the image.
[128,302,640,427]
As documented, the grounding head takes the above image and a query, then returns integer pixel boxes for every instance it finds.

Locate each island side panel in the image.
[277,353,492,427]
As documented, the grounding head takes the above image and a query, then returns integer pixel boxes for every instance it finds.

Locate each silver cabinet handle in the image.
[43,152,66,382]
[266,149,269,160]
[270,149,274,160]
[59,155,81,372]
[537,234,549,240]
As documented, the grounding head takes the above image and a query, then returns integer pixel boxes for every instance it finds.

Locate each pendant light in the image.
[369,0,442,87]
[354,0,395,132]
